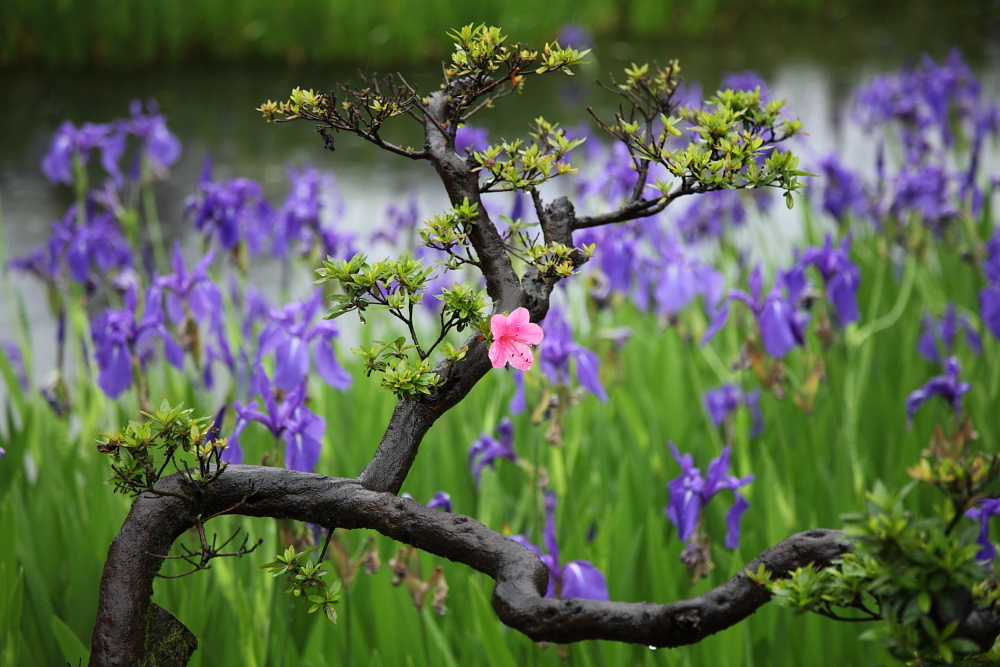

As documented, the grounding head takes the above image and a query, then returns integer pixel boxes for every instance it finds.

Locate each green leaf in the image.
[51,615,89,666]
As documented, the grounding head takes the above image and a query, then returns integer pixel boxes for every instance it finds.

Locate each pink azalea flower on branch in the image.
[489,307,544,371]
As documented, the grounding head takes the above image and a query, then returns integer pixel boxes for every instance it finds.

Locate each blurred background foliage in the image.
[0,0,996,70]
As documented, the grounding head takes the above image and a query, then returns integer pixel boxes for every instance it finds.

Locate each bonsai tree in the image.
[86,25,1000,666]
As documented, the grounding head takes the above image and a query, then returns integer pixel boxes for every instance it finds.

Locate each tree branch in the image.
[357,86,536,495]
[100,466,994,667]
[573,196,671,229]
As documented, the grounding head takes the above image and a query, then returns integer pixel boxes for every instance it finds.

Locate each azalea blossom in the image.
[489,307,544,371]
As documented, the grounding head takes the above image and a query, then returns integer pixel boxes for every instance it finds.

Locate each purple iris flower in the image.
[507,371,528,416]
[665,442,753,551]
[965,498,1000,562]
[1,341,29,392]
[539,308,607,402]
[721,70,768,97]
[402,491,453,513]
[9,246,60,284]
[371,195,420,246]
[206,404,226,445]
[578,142,640,205]
[12,202,134,288]
[890,164,959,236]
[468,417,518,488]
[234,282,273,342]
[510,490,610,601]
[916,304,982,363]
[798,234,861,325]
[556,24,592,49]
[123,99,182,179]
[818,154,869,223]
[981,229,1000,341]
[673,190,748,244]
[281,406,326,474]
[642,229,724,317]
[152,242,233,384]
[575,223,640,296]
[90,285,184,398]
[905,356,971,428]
[702,265,809,358]
[456,124,490,155]
[963,103,1000,215]
[184,157,274,255]
[41,120,124,186]
[154,243,223,329]
[273,165,353,260]
[62,207,134,285]
[855,50,983,162]
[704,384,763,437]
[228,368,325,472]
[256,289,352,393]
[427,491,453,512]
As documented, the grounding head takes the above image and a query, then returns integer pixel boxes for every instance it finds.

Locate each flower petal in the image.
[488,338,508,368]
[561,561,610,601]
[506,341,535,371]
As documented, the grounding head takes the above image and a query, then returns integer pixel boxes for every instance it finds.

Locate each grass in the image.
[1,208,995,665]
[0,0,986,70]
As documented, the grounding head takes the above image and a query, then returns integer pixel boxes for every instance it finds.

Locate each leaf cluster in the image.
[473,118,585,193]
[445,24,587,80]
[441,24,588,123]
[908,417,1000,524]
[316,253,433,325]
[257,82,420,157]
[761,482,997,665]
[97,399,225,497]
[521,240,596,280]
[586,62,810,224]
[256,25,588,159]
[261,545,343,625]
[316,244,488,399]
[417,198,480,268]
[352,338,442,399]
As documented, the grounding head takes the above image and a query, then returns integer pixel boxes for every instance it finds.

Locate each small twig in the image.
[147,524,263,579]
[318,527,335,563]
[813,603,878,623]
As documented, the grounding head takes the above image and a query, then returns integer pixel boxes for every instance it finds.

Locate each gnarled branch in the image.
[94,466,947,667]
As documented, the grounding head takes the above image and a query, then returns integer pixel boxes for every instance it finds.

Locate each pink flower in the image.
[489,307,544,371]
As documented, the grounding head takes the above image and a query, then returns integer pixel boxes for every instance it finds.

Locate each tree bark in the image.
[88,467,864,665]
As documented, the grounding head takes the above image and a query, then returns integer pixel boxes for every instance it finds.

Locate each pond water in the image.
[2,5,1000,378]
